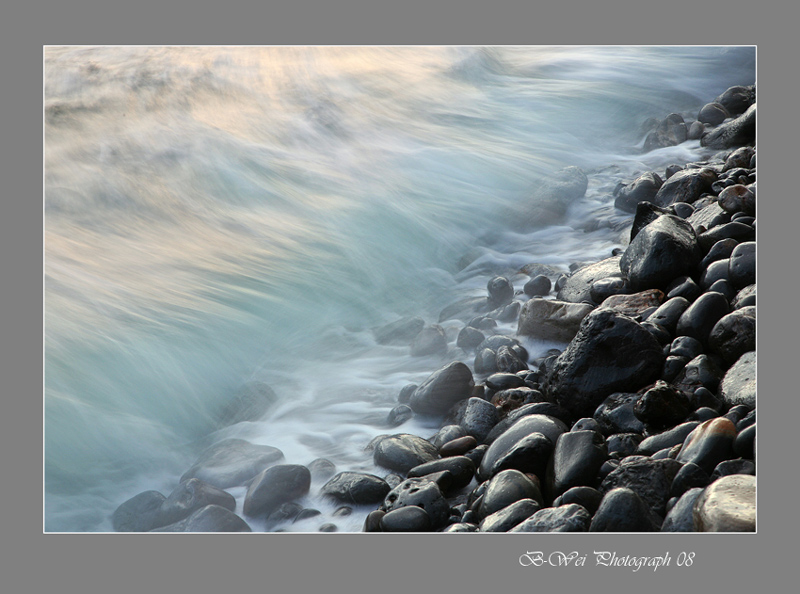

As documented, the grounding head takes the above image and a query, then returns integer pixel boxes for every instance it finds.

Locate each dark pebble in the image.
[321,472,391,505]
[456,326,485,351]
[552,486,603,515]
[397,384,418,404]
[669,336,704,361]
[728,242,755,289]
[439,435,478,457]
[383,477,450,528]
[676,417,737,473]
[373,434,439,473]
[112,490,167,532]
[733,424,755,459]
[548,430,607,499]
[386,404,413,427]
[510,504,592,532]
[647,297,690,334]
[675,291,730,347]
[408,456,476,492]
[524,275,552,297]
[710,458,755,482]
[599,456,682,518]
[637,421,700,456]
[661,488,704,532]
[180,438,285,490]
[593,392,645,435]
[669,462,710,499]
[478,498,540,532]
[478,470,544,519]
[633,381,692,430]
[157,478,236,528]
[606,433,643,459]
[666,276,701,301]
[699,238,738,272]
[363,510,385,532]
[590,488,661,532]
[244,464,311,518]
[380,505,432,532]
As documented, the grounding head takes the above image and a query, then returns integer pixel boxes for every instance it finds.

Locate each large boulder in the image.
[543,310,665,419]
[620,215,702,292]
[652,168,717,208]
[701,104,756,149]
[517,298,594,342]
[408,361,474,415]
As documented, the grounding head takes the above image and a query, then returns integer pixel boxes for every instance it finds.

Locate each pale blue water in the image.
[44,46,755,531]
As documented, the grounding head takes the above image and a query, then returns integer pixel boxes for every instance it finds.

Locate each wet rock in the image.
[661,488,704,532]
[719,351,756,410]
[728,242,755,289]
[408,361,474,415]
[244,464,311,518]
[644,113,687,151]
[693,474,755,531]
[157,478,237,529]
[218,381,279,426]
[548,430,607,498]
[557,256,623,304]
[408,456,476,492]
[479,498,540,532]
[605,433,643,459]
[675,291,730,347]
[647,297,690,334]
[373,316,425,345]
[362,509,385,532]
[637,421,700,456]
[517,298,594,342]
[666,275,701,301]
[620,215,702,292]
[715,85,756,115]
[458,397,499,442]
[510,503,592,532]
[589,276,630,304]
[321,472,391,505]
[410,324,448,357]
[633,381,692,430]
[723,147,756,172]
[485,372,525,391]
[487,276,514,308]
[112,490,167,532]
[266,502,304,524]
[524,275,552,297]
[699,259,731,291]
[652,168,716,208]
[543,310,665,418]
[431,425,467,449]
[373,434,439,473]
[710,458,755,482]
[590,488,661,532]
[463,444,488,467]
[383,477,450,528]
[669,462,710,499]
[673,354,724,395]
[397,384,417,404]
[686,202,732,236]
[630,202,673,242]
[699,238,738,272]
[719,185,755,216]
[483,431,554,481]
[552,486,603,515]
[593,392,645,435]
[709,307,755,365]
[439,435,478,457]
[687,121,704,140]
[152,505,251,532]
[697,222,755,252]
[599,456,681,518]
[495,346,528,373]
[614,171,663,212]
[733,424,755,460]
[380,506,433,532]
[701,103,756,149]
[478,469,544,519]
[676,418,737,473]
[181,439,286,490]
[478,415,567,481]
[474,348,498,375]
[597,290,665,320]
[456,326,485,351]
[697,102,729,126]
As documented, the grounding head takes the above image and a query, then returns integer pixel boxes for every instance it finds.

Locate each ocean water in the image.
[44,45,755,532]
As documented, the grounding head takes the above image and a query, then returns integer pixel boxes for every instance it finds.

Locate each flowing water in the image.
[44,45,755,531]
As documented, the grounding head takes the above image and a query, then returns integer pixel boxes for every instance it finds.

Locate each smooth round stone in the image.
[321,472,391,504]
[672,201,694,218]
[383,477,450,528]
[666,276,701,301]
[724,404,752,425]
[548,430,607,498]
[736,410,755,431]
[637,421,700,456]
[647,297,690,334]
[397,384,417,404]
[689,407,721,422]
[408,456,476,492]
[152,505,251,533]
[478,498,540,532]
[571,417,602,433]
[459,397,499,442]
[673,354,725,396]
[606,433,643,459]
[553,486,603,515]
[362,510,385,532]
[332,506,352,518]
[456,326,485,352]
[482,431,553,481]
[408,361,475,416]
[589,277,629,304]
[496,302,522,323]
[410,324,448,357]
[669,336,704,360]
[718,184,755,216]
[707,279,735,301]
[699,259,731,291]
[676,417,737,473]
[478,415,568,481]
[157,478,236,528]
[590,488,661,532]
[709,307,755,365]
[699,238,738,271]
[675,291,730,347]
[468,316,497,332]
[661,488,704,532]
[478,470,543,519]
[698,222,755,252]
[318,523,338,532]
[463,444,488,467]
[474,348,499,375]
[734,424,755,460]
[732,284,756,309]
[487,276,514,307]
[244,465,311,517]
[719,351,756,410]
[614,171,663,213]
[556,256,622,304]
[697,101,729,125]
[496,346,528,373]
[728,242,755,289]
[386,404,413,428]
[180,438,285,489]
[715,85,755,115]
[687,120,704,140]
[669,462,710,499]
[379,505,432,532]
[373,434,439,473]
[510,503,592,532]
[524,275,552,297]
[432,425,468,449]
[593,392,645,435]
[710,458,755,482]
[439,435,478,457]
[599,456,682,517]
[693,474,755,532]
[661,355,689,382]
[485,372,525,391]
[112,490,167,532]
[597,289,666,318]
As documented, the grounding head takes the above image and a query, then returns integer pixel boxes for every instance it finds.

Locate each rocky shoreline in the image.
[112,84,756,533]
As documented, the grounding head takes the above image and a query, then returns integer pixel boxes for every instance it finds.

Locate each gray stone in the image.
[693,474,755,531]
[321,472,391,504]
[112,490,166,532]
[661,488,703,532]
[599,456,682,517]
[590,488,661,532]
[652,168,716,208]
[243,464,311,517]
[458,397,499,442]
[408,362,474,415]
[614,171,663,213]
[478,469,543,519]
[410,324,448,357]
[478,498,540,532]
[157,478,236,528]
[719,351,756,410]
[517,298,594,342]
[151,505,251,532]
[510,503,592,532]
[548,430,607,499]
[383,477,450,528]
[408,456,476,492]
[709,307,755,365]
[676,417,737,473]
[373,434,439,473]
[557,256,623,304]
[701,103,756,149]
[379,505,432,532]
